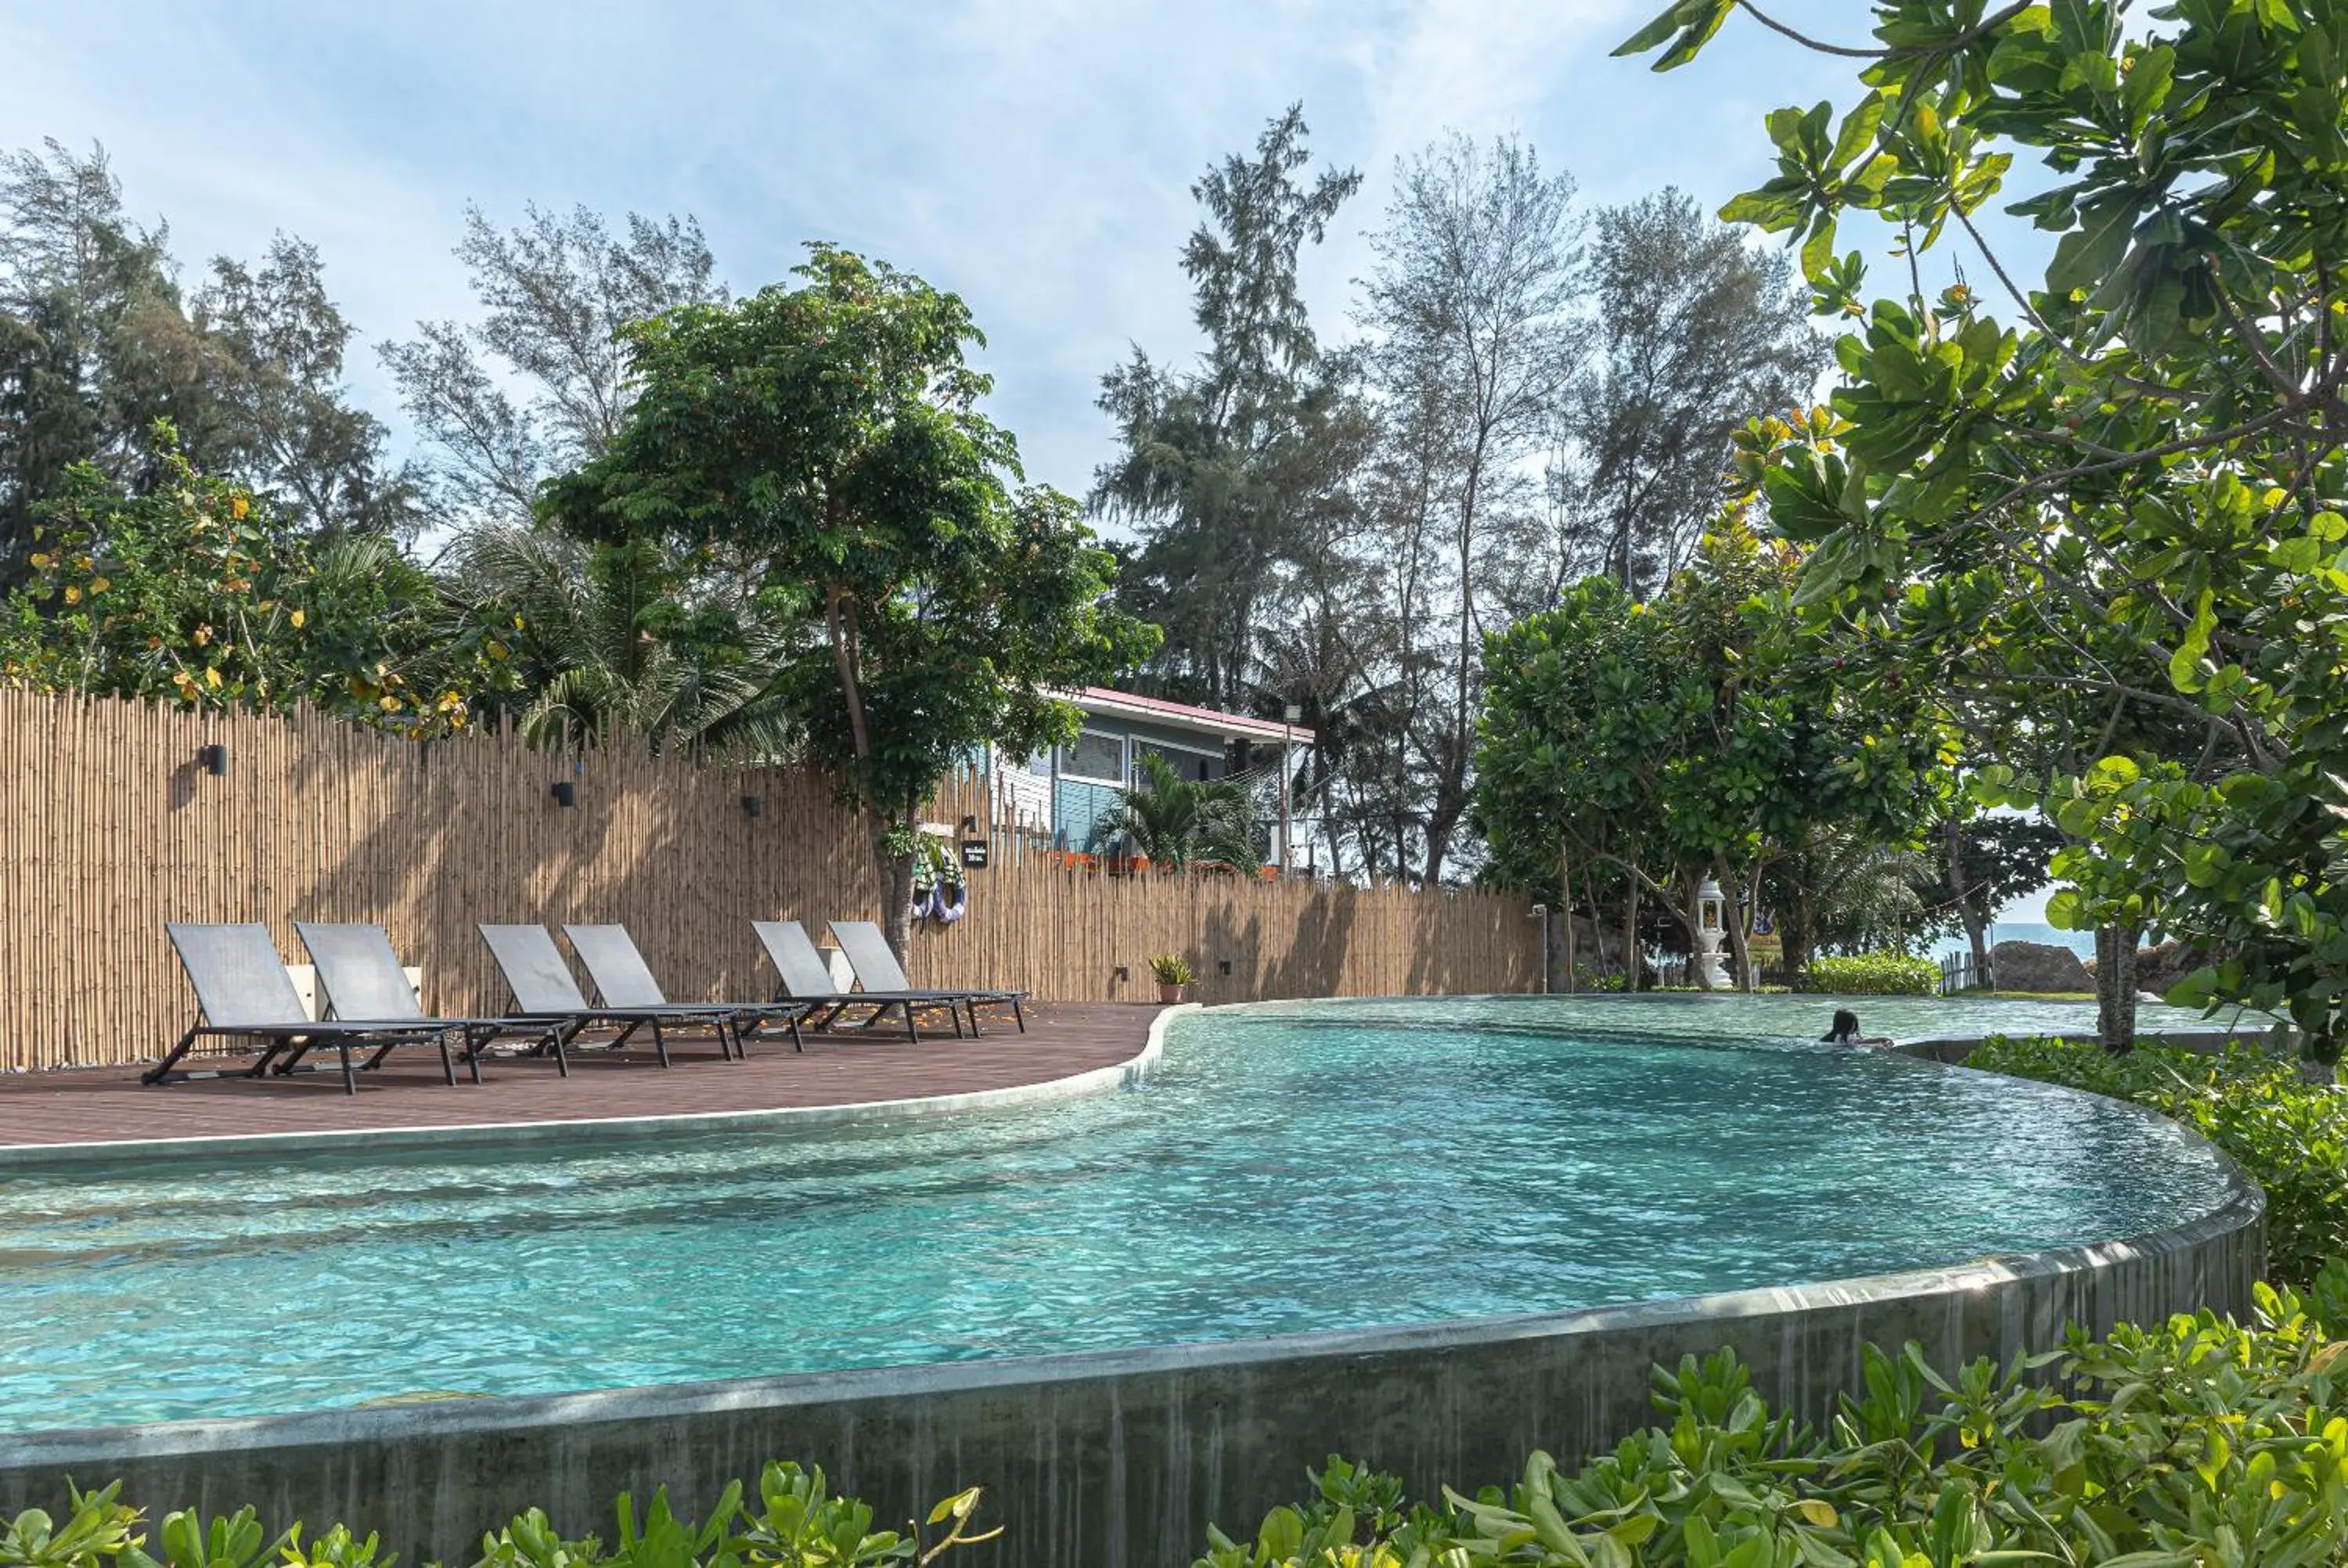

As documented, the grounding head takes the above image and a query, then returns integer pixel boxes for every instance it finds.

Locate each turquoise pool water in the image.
[0,996,2242,1433]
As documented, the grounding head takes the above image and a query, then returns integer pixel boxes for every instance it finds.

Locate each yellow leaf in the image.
[1792,1499,1838,1528]
[60,585,80,605]
[230,494,250,520]
[289,609,305,628]
[204,667,221,689]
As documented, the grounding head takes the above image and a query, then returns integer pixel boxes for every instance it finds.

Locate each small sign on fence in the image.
[960,839,990,870]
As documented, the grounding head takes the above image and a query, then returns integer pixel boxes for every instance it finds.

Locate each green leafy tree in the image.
[1360,131,1585,885]
[0,422,488,728]
[1,141,421,566]
[437,523,800,755]
[547,246,1158,955]
[1546,187,1828,599]
[1094,105,1366,712]
[1619,0,2348,1056]
[1093,751,1262,872]
[1476,521,1939,987]
[381,203,723,530]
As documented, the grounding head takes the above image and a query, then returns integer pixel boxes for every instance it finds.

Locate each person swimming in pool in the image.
[1821,1009,1892,1047]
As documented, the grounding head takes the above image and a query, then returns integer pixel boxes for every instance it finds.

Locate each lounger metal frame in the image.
[827,919,1028,1037]
[752,919,969,1043]
[297,922,567,1079]
[148,923,479,1095]
[477,924,751,1069]
[561,923,812,1054]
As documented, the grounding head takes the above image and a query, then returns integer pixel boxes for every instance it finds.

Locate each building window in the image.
[1133,740,1221,782]
[1060,729,1125,783]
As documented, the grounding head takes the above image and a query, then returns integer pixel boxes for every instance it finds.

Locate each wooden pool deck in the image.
[0,1002,1161,1152]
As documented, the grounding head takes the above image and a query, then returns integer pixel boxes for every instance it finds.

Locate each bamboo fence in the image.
[0,690,1539,1072]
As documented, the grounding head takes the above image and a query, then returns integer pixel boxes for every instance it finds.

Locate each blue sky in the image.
[2,2,2068,919]
[0,0,1932,498]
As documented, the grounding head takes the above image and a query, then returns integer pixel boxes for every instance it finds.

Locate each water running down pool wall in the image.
[0,1002,2267,1568]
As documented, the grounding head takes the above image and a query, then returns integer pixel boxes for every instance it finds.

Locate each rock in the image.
[1990,940,2094,994]
[2134,939,2206,999]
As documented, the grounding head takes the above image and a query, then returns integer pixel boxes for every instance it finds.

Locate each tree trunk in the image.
[1945,818,1989,981]
[2095,921,2139,1053]
[1558,847,1576,994]
[877,837,917,963]
[1717,858,1755,992]
[1781,883,1815,987]
[1622,880,1641,993]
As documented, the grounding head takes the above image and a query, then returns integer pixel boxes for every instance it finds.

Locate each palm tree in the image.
[436,523,801,756]
[1094,752,1262,871]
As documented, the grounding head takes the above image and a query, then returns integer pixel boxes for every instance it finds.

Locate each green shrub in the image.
[1969,1035,2348,1291]
[1198,1280,2348,1566]
[0,1463,992,1568]
[1803,952,1938,995]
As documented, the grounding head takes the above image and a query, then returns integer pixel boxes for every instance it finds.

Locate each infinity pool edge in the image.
[0,998,2271,1568]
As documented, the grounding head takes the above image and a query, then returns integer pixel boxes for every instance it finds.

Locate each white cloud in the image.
[0,0,1906,502]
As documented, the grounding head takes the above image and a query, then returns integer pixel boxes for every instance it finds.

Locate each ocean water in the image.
[0,996,2237,1433]
[1928,921,2098,961]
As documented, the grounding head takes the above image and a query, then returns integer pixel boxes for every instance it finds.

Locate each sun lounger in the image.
[752,919,967,1042]
[149,922,469,1095]
[827,919,1027,1035]
[561,923,809,1053]
[477,923,745,1067]
[295,922,566,1077]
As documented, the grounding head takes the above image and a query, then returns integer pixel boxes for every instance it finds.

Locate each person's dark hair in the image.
[1822,1009,1860,1044]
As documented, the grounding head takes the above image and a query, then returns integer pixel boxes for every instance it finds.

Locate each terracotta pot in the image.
[1158,982,1185,1005]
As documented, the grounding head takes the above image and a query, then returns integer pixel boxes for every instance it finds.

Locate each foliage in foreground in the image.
[1970,1035,2348,1293]
[28,1308,2348,1568]
[0,1463,990,1568]
[1201,1286,2348,1568]
[1802,953,1937,998]
[1621,0,2348,1057]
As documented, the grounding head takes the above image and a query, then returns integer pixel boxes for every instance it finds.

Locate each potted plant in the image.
[1148,953,1196,1004]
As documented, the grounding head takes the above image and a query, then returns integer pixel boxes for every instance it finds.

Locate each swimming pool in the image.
[0,995,2243,1433]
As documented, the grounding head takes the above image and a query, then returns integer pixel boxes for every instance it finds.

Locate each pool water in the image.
[0,996,2241,1432]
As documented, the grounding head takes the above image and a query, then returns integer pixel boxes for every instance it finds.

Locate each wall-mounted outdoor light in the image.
[1114,965,1129,982]
[742,793,764,818]
[196,743,228,777]
[550,781,577,809]
[1217,959,1233,976]
[960,815,978,833]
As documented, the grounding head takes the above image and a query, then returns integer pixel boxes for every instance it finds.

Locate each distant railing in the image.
[1940,951,1994,995]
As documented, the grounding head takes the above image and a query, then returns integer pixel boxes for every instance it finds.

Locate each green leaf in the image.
[2168,588,2214,692]
[1831,95,1886,168]
[1612,0,1696,57]
[1801,214,1838,281]
[2047,196,2137,297]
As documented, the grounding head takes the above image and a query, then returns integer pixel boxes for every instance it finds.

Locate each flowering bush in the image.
[0,423,505,731]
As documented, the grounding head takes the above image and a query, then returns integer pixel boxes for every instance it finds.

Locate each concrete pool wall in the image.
[0,1004,2271,1568]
